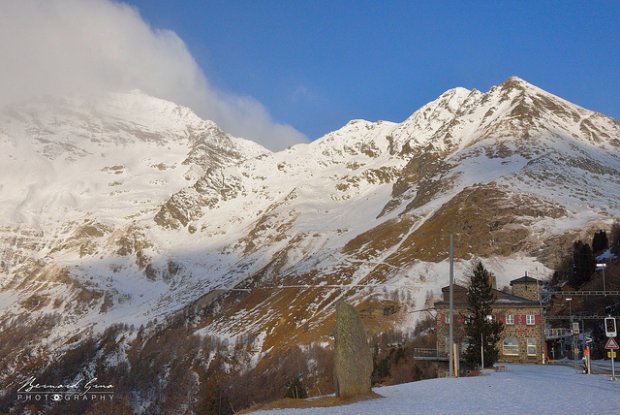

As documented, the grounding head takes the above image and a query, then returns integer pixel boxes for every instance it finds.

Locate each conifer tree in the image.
[611,222,620,255]
[592,230,609,255]
[463,262,503,368]
[570,241,595,288]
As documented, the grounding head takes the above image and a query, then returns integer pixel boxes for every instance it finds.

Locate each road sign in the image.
[608,351,617,359]
[572,322,580,335]
[605,317,617,338]
[605,338,619,350]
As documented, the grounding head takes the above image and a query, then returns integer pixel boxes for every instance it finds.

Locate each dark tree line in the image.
[551,227,620,289]
[611,223,620,255]
[592,229,609,254]
[570,240,596,288]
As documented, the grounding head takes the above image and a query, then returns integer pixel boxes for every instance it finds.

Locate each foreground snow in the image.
[253,364,620,415]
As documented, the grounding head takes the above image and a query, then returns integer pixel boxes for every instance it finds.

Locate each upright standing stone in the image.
[333,301,373,398]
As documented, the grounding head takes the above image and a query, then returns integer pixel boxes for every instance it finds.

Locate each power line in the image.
[226,283,423,292]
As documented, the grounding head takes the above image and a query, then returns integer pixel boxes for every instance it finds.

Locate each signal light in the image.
[605,317,617,338]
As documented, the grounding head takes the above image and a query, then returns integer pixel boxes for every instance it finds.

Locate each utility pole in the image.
[537,278,546,364]
[449,234,454,377]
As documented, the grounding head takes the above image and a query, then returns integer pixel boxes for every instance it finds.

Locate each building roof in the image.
[435,284,540,308]
[440,284,467,293]
[510,272,541,285]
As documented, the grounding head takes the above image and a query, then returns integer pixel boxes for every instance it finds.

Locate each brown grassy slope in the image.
[198,183,569,374]
[387,184,566,264]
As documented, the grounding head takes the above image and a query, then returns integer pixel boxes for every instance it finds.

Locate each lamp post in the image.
[596,263,607,294]
[566,297,577,369]
[480,315,493,369]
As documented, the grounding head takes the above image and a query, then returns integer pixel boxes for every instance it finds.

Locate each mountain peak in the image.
[500,75,532,90]
[438,86,472,99]
[388,75,620,154]
[497,76,553,99]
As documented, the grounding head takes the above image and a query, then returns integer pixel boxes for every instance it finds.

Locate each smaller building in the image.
[435,273,545,364]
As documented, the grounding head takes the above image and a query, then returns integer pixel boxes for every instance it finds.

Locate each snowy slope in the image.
[0,91,267,227]
[250,364,620,415]
[0,91,272,339]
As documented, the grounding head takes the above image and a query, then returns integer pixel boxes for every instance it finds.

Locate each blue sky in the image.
[123,0,620,140]
[2,1,619,148]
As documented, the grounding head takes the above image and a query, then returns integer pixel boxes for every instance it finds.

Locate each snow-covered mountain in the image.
[0,77,618,404]
[0,91,270,336]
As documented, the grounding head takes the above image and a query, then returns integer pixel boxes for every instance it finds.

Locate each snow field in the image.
[252,364,620,415]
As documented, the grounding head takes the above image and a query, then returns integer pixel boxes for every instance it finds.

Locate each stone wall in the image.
[436,311,467,356]
[436,305,545,364]
[498,306,545,363]
[511,283,540,302]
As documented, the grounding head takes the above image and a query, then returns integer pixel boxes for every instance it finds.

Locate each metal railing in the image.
[545,315,620,320]
[544,328,572,339]
[547,290,620,297]
[413,348,448,360]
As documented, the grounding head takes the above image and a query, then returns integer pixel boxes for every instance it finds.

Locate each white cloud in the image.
[0,0,307,150]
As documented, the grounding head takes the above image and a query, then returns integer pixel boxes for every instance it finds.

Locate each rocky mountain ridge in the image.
[0,78,618,403]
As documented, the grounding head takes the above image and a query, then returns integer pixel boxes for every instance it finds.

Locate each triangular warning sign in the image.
[605,337,619,350]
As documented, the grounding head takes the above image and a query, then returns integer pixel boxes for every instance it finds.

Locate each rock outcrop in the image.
[333,301,373,398]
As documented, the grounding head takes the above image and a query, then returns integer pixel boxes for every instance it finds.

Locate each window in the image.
[527,338,537,356]
[506,314,514,325]
[526,315,535,325]
[503,336,519,355]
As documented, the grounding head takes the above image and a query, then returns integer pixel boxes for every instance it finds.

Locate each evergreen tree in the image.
[463,262,503,368]
[592,230,609,255]
[610,222,620,255]
[570,241,596,288]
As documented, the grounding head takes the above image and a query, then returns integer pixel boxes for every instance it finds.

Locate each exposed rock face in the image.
[333,302,373,398]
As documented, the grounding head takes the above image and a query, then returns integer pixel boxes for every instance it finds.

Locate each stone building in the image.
[435,273,545,364]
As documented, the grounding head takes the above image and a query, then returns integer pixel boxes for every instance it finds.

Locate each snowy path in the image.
[252,364,620,415]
